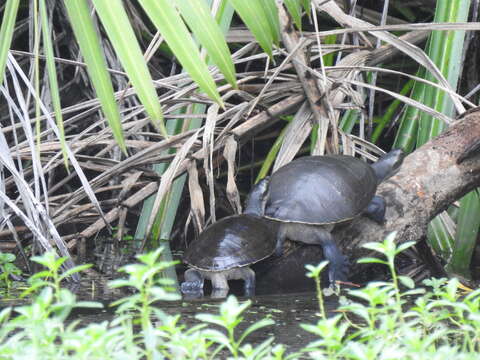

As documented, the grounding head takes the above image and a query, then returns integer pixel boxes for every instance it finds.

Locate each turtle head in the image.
[243,177,270,216]
[371,148,405,183]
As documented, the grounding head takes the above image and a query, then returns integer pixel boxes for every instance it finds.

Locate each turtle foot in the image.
[365,195,386,224]
[180,280,204,294]
[328,255,350,286]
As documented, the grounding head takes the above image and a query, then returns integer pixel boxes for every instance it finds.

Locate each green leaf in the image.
[427,214,454,258]
[396,241,416,255]
[302,0,311,17]
[229,0,274,58]
[176,0,237,89]
[372,79,414,143]
[0,0,20,87]
[239,318,275,344]
[196,313,226,328]
[362,242,386,254]
[91,0,167,137]
[446,190,480,278]
[40,0,69,168]
[63,0,127,151]
[137,0,223,107]
[259,0,280,45]
[398,275,415,289]
[357,257,388,265]
[255,120,289,183]
[284,0,303,31]
[59,263,92,280]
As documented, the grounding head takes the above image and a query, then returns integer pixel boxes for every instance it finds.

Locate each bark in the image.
[337,108,480,265]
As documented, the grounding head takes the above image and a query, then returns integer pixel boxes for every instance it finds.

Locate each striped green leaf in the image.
[0,0,20,87]
[92,0,167,137]
[63,0,127,152]
[372,79,414,144]
[40,0,68,167]
[229,0,274,58]
[137,0,223,107]
[259,0,280,45]
[416,0,469,147]
[446,190,480,278]
[175,0,237,89]
[284,0,303,30]
[393,67,426,152]
[302,0,311,17]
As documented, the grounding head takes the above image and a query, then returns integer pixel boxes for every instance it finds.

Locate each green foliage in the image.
[1,237,480,359]
[0,0,20,87]
[0,252,21,294]
[63,0,128,151]
[306,261,329,319]
[391,0,477,278]
[137,0,224,108]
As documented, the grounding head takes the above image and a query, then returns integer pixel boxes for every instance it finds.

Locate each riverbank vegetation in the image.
[1,235,480,359]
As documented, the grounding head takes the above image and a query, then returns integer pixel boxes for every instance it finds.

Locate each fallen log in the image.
[256,108,480,292]
[339,107,480,264]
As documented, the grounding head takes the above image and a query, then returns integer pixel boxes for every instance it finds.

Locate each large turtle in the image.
[258,149,405,286]
[181,178,277,297]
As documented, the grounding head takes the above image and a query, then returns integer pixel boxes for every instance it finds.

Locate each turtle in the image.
[181,177,277,297]
[257,149,405,286]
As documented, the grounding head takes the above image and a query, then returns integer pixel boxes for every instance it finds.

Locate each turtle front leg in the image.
[320,232,349,285]
[365,195,386,224]
[286,224,348,286]
[239,267,256,297]
[181,268,205,294]
[275,225,288,256]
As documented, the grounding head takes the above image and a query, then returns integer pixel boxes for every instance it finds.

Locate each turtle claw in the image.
[180,280,203,294]
[328,255,350,286]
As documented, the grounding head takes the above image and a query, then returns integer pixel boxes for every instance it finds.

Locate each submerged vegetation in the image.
[1,235,480,359]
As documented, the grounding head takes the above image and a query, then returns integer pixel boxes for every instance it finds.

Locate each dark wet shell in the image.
[184,214,276,271]
[265,155,377,224]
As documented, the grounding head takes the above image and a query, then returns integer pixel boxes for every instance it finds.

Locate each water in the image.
[71,289,337,352]
[0,273,337,353]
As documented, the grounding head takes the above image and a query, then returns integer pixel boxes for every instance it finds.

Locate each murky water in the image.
[0,274,337,352]
[72,290,336,352]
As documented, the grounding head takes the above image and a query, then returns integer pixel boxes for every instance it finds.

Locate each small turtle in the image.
[181,178,276,297]
[258,149,405,286]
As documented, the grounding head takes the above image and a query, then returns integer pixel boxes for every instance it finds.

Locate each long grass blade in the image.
[91,0,168,137]
[138,0,223,107]
[259,0,280,45]
[229,0,274,57]
[446,190,480,278]
[284,0,303,31]
[63,0,127,152]
[39,0,68,168]
[0,0,20,87]
[176,0,237,89]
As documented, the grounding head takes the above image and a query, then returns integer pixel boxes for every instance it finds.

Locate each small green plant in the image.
[299,232,480,358]
[0,252,21,293]
[109,247,180,360]
[305,261,329,319]
[1,235,480,359]
[196,295,275,358]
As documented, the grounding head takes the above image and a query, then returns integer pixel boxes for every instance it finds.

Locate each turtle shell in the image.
[184,214,276,271]
[265,155,378,224]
